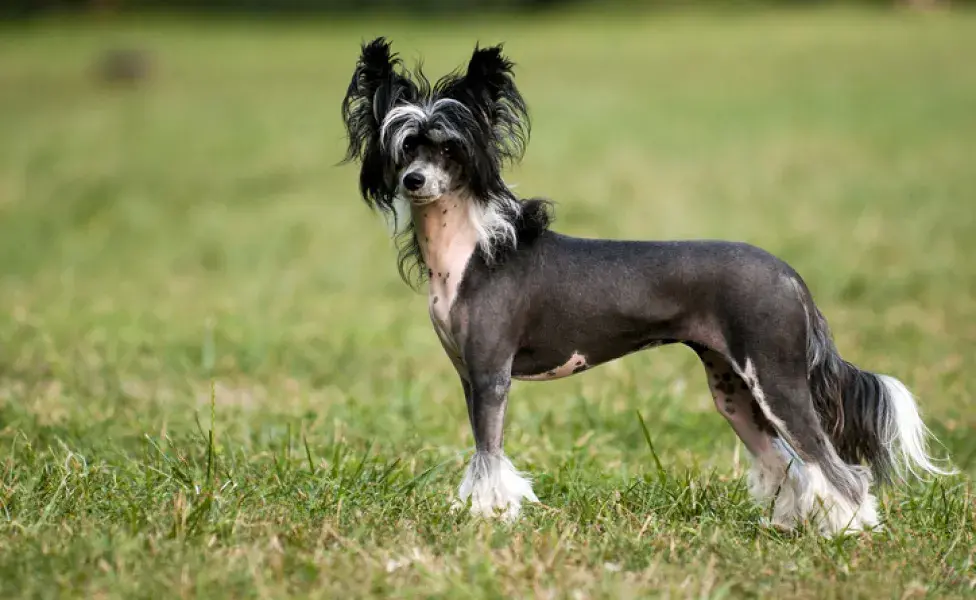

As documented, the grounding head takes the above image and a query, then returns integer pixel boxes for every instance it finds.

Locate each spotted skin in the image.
[514,352,588,381]
[696,349,776,457]
[414,190,480,377]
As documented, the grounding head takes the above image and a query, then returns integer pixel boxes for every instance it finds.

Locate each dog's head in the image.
[341,38,529,214]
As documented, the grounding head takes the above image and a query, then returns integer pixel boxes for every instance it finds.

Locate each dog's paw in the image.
[456,452,538,522]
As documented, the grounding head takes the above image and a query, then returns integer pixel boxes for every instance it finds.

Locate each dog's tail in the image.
[798,288,954,484]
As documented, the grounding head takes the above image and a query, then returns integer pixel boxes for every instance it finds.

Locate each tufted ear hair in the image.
[340,37,417,210]
[464,45,518,106]
[341,37,414,163]
[439,43,530,164]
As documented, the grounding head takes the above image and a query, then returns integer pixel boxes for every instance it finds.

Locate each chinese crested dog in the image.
[340,38,952,536]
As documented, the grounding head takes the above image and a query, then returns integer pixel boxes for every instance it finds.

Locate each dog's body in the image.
[341,38,952,535]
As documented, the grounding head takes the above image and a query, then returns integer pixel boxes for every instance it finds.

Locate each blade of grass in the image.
[636,410,666,484]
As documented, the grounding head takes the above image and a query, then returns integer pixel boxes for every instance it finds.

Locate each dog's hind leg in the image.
[696,348,778,460]
[695,345,877,536]
[455,354,538,521]
[736,353,879,536]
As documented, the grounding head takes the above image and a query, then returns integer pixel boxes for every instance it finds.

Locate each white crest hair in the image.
[379,98,473,163]
[467,191,521,262]
[379,104,425,163]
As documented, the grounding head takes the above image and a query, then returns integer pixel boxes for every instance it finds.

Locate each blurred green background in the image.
[3,0,975,17]
[1,3,975,598]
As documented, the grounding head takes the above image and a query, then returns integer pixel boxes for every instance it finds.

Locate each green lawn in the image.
[2,8,975,598]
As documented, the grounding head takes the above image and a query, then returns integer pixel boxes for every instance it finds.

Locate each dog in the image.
[340,38,953,536]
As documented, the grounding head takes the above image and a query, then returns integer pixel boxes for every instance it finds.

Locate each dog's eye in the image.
[402,136,419,154]
[441,145,456,160]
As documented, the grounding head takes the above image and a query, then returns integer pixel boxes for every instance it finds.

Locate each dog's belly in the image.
[511,340,672,381]
[513,351,590,381]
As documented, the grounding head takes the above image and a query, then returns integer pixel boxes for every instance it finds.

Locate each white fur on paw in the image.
[456,452,538,522]
[749,445,880,537]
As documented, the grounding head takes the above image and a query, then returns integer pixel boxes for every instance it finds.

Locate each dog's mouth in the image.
[405,193,438,205]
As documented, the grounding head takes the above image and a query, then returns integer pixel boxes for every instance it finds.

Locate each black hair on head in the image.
[340,37,419,214]
[437,43,530,167]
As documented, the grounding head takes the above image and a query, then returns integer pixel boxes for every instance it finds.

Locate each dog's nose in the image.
[403,172,425,191]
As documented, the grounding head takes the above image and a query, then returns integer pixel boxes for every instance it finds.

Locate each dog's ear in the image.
[444,44,529,163]
[341,37,414,210]
[463,45,518,110]
[341,37,410,163]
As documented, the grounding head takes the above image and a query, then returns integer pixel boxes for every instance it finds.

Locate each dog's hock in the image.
[456,452,538,521]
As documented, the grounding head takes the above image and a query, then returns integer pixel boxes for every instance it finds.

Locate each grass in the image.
[2,7,976,598]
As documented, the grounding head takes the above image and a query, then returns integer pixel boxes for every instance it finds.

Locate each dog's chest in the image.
[427,270,464,367]
[415,199,478,371]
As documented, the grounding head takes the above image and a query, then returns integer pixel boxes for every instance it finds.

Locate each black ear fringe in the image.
[341,37,418,212]
[464,43,530,164]
[357,37,397,83]
[466,44,516,91]
[432,43,530,166]
[340,37,401,165]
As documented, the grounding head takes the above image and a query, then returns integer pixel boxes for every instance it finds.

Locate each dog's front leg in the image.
[456,362,538,521]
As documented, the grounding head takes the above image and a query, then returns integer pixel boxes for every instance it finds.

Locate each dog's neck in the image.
[412,191,479,316]
[410,191,478,368]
